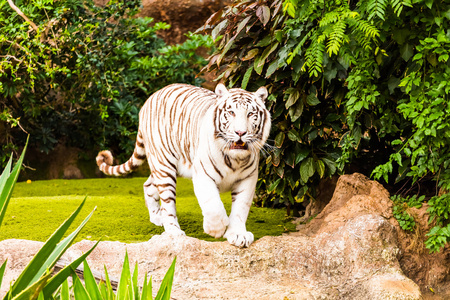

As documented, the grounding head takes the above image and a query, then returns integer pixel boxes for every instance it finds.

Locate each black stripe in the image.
[200,160,217,184]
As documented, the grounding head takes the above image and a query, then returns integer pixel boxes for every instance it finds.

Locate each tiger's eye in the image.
[247,112,254,117]
[229,111,235,117]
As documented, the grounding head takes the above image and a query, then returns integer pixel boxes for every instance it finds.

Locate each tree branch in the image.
[7,0,38,31]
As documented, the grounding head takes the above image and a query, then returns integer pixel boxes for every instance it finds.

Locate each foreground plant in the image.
[0,141,175,299]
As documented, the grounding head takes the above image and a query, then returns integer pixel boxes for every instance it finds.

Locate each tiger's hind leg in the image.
[143,176,163,226]
[152,171,185,236]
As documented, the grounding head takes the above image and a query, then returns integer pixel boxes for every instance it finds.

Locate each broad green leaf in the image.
[287,129,300,142]
[9,198,89,297]
[42,240,100,298]
[400,43,414,61]
[235,16,251,37]
[289,101,304,122]
[316,160,325,178]
[295,148,310,164]
[217,36,236,65]
[155,257,176,300]
[300,157,315,183]
[306,93,320,106]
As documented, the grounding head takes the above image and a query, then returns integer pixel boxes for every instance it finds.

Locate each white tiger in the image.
[96,83,271,247]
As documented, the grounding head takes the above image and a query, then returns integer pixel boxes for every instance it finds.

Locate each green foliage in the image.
[0,0,213,165]
[391,194,423,232]
[61,254,176,300]
[425,193,450,253]
[201,0,450,213]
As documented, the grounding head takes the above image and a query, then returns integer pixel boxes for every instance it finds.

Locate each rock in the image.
[0,173,428,299]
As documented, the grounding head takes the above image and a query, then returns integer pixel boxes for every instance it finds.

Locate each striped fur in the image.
[96,83,271,247]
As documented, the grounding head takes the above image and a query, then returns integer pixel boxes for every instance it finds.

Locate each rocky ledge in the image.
[1,173,449,299]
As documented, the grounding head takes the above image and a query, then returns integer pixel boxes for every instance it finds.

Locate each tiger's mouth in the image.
[230,140,248,150]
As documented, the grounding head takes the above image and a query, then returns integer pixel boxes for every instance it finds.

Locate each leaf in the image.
[289,101,304,122]
[11,272,52,300]
[242,49,259,61]
[155,257,176,300]
[274,132,285,148]
[306,93,320,106]
[72,271,91,300]
[0,136,28,227]
[300,157,315,183]
[82,260,103,300]
[236,16,252,37]
[117,251,132,300]
[241,67,253,90]
[400,43,414,61]
[8,198,93,298]
[287,128,301,142]
[295,148,310,164]
[0,261,6,289]
[42,240,100,298]
[316,160,325,178]
[285,90,300,109]
[256,5,271,26]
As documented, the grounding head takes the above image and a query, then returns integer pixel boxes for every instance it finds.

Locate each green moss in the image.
[1,177,295,243]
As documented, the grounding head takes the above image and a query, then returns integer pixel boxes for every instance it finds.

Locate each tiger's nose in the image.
[235,131,246,137]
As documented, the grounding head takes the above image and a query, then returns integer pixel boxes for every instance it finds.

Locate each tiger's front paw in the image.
[203,212,229,238]
[224,230,254,248]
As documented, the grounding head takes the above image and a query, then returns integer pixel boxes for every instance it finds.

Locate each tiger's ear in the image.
[255,86,268,102]
[215,83,230,99]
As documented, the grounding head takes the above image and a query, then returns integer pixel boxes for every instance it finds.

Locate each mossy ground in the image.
[0,177,295,243]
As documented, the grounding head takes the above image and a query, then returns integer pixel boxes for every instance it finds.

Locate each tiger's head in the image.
[214,83,271,158]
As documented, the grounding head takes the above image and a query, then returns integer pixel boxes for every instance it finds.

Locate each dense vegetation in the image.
[202,0,450,251]
[0,0,212,164]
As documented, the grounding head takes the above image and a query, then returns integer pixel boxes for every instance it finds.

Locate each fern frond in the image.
[303,32,325,77]
[368,0,389,21]
[326,19,347,56]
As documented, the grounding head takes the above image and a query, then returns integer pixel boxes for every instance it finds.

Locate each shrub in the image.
[201,1,450,222]
[1,0,213,165]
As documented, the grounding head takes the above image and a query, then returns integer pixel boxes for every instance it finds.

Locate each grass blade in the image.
[103,265,115,299]
[72,271,91,300]
[60,279,70,300]
[141,274,152,300]
[154,257,176,300]
[8,198,87,297]
[116,251,131,300]
[0,136,28,227]
[0,156,12,196]
[132,263,139,300]
[82,260,103,300]
[42,240,100,298]
[0,260,6,289]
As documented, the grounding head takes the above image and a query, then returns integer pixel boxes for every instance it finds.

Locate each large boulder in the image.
[1,173,444,299]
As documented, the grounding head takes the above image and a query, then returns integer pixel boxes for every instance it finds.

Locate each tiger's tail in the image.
[96,131,146,176]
